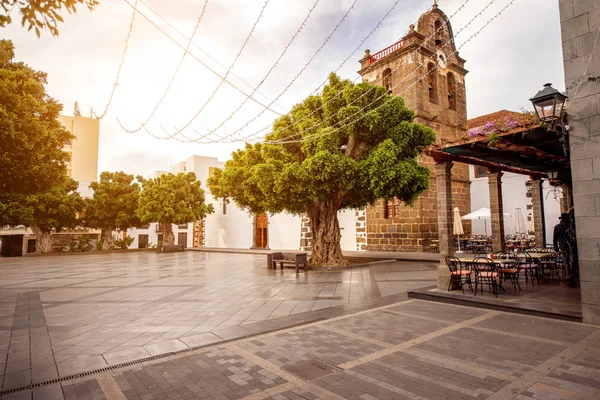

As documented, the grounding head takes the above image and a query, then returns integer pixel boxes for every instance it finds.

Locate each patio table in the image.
[516,253,553,260]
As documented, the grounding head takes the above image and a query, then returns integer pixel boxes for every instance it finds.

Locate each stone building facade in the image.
[358,4,471,252]
[559,0,600,324]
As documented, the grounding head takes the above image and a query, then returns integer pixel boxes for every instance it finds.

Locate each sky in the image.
[3,0,564,178]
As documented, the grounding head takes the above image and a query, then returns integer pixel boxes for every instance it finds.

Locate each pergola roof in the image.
[426,110,570,181]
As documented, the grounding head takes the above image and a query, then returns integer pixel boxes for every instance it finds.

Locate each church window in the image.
[382,68,392,93]
[434,20,443,47]
[474,166,487,178]
[384,199,398,219]
[447,72,457,111]
[427,63,437,104]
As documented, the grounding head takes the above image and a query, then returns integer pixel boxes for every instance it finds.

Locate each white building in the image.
[469,165,562,245]
[127,155,358,251]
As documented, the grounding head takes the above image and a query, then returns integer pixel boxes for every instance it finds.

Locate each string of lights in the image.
[94,0,139,119]
[179,0,322,142]
[167,0,475,144]
[117,0,210,133]
[266,0,516,145]
[158,0,273,139]
[121,0,282,116]
[159,0,361,142]
[136,0,287,113]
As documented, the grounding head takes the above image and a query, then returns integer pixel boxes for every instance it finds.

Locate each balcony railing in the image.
[369,40,405,65]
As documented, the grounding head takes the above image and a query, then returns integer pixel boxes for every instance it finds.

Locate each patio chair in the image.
[538,251,562,282]
[517,252,540,286]
[445,256,472,293]
[473,257,499,297]
[497,253,521,293]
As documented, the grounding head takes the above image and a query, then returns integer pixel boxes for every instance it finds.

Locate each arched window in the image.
[382,68,392,93]
[428,63,437,103]
[434,20,443,47]
[447,72,457,111]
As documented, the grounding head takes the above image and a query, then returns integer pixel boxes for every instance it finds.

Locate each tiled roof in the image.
[467,110,526,129]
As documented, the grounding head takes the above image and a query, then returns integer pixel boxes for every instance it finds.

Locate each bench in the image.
[268,252,308,276]
[157,244,185,253]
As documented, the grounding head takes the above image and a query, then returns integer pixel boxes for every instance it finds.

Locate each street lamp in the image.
[547,171,558,180]
[529,83,568,122]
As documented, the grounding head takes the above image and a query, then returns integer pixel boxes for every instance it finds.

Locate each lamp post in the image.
[530,83,570,157]
[529,83,568,122]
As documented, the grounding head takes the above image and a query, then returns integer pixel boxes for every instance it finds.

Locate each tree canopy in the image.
[0,0,98,36]
[208,73,436,266]
[84,171,141,250]
[0,39,72,211]
[137,172,213,247]
[2,175,83,252]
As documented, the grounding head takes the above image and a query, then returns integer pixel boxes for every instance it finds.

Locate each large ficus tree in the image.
[2,175,83,253]
[136,172,213,248]
[84,171,141,250]
[0,0,98,36]
[0,39,73,208]
[208,73,436,267]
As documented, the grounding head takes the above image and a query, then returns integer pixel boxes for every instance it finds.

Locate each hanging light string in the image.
[159,0,362,141]
[190,0,417,144]
[136,0,287,113]
[121,0,282,116]
[117,0,210,133]
[156,0,274,140]
[94,0,139,119]
[160,0,476,144]
[266,0,516,145]
[143,0,406,143]
[174,0,322,143]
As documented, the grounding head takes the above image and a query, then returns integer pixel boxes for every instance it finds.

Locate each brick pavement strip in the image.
[96,375,126,400]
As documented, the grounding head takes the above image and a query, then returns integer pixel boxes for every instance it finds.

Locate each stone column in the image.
[488,171,506,252]
[435,161,454,289]
[299,215,312,251]
[355,209,367,251]
[530,178,546,247]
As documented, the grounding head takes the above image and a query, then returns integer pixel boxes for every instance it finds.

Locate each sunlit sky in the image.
[3,0,564,177]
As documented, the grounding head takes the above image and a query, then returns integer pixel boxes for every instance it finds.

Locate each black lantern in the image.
[529,83,568,122]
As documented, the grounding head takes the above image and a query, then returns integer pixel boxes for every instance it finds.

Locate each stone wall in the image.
[559,0,600,324]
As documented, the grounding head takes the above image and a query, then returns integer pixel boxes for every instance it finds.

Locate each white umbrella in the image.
[514,204,527,234]
[453,207,464,252]
[462,207,511,236]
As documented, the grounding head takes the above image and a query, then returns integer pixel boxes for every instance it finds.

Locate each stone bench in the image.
[157,244,185,253]
[268,252,308,276]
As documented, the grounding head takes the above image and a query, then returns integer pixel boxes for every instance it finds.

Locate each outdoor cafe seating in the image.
[446,249,563,297]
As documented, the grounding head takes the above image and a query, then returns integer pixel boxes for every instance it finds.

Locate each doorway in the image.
[254,213,268,249]
[138,234,148,249]
[178,232,188,248]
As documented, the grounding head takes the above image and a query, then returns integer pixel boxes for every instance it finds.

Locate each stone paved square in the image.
[0,251,436,391]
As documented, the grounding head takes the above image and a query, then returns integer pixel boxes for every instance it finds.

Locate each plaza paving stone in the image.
[0,252,436,393]
[2,252,599,399]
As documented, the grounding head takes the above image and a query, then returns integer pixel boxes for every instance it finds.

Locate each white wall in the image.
[269,213,301,250]
[339,210,357,251]
[204,199,253,248]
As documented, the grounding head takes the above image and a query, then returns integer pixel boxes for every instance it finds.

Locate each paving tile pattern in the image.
[0,252,436,390]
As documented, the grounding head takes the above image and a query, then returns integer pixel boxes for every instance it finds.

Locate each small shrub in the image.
[69,237,93,252]
[113,235,134,250]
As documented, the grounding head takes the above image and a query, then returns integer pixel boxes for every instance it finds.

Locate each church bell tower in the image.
[358,2,471,252]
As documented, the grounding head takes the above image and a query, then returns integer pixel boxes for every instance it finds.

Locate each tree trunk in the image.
[100,228,114,251]
[308,201,348,267]
[31,225,53,253]
[162,223,175,248]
